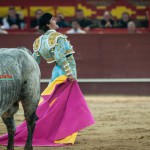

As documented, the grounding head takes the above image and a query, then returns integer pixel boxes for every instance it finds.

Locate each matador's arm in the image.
[54,37,72,76]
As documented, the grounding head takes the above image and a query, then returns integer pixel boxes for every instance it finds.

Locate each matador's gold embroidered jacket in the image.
[32,29,76,77]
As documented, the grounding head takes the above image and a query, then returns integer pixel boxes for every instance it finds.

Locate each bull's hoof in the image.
[24,145,33,150]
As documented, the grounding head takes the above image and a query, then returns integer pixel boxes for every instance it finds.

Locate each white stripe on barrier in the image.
[40,78,150,83]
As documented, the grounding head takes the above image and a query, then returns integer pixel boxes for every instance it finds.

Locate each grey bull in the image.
[0,47,41,150]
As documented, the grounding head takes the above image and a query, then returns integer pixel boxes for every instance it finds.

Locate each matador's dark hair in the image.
[39,13,53,32]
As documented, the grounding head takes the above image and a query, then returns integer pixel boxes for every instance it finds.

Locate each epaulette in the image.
[33,36,42,52]
[47,32,67,49]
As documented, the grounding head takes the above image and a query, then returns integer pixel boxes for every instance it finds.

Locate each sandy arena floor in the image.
[0,95,150,150]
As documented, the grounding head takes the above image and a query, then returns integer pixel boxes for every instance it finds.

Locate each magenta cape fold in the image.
[0,79,95,146]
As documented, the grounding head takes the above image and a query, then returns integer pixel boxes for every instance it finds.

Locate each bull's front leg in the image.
[24,111,38,150]
[2,116,15,150]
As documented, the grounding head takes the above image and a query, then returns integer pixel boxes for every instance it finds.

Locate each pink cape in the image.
[0,78,95,146]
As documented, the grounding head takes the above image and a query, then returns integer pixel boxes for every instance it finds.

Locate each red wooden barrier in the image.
[0,33,150,95]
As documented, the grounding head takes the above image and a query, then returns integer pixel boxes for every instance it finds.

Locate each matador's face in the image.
[48,17,59,30]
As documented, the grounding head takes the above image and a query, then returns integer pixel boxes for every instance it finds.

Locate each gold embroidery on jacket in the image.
[33,37,41,52]
[48,32,67,48]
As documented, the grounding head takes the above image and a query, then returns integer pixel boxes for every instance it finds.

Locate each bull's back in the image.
[0,48,40,116]
[0,52,22,116]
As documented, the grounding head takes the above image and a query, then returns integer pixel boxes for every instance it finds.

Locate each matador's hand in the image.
[68,74,75,82]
